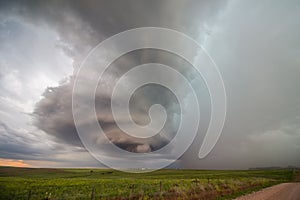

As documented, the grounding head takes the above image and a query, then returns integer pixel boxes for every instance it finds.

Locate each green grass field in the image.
[0,166,296,200]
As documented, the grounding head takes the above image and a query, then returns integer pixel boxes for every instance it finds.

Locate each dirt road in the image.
[235,183,300,200]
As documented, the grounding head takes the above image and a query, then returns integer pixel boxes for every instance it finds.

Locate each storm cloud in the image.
[2,0,219,154]
[33,49,198,153]
[0,0,299,168]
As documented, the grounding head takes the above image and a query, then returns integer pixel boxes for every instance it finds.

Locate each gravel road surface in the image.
[235,183,300,200]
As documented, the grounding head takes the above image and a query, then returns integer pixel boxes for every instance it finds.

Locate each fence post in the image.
[27,190,31,200]
[159,181,162,193]
[132,184,135,198]
[98,185,101,200]
[129,184,134,199]
[90,187,95,200]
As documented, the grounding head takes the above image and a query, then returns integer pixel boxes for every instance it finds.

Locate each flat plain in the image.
[0,166,297,200]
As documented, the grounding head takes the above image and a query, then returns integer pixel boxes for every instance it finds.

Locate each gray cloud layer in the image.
[0,0,299,168]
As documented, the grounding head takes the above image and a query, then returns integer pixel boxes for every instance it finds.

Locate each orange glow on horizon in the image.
[0,158,31,167]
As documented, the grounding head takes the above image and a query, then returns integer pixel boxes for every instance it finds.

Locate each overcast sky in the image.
[0,0,299,169]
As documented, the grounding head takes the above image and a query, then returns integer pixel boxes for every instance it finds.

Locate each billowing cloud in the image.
[0,0,299,169]
[33,51,187,153]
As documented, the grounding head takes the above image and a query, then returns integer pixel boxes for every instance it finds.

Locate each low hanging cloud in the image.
[33,49,192,153]
[33,79,80,146]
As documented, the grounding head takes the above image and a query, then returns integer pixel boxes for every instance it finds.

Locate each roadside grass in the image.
[0,166,295,199]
